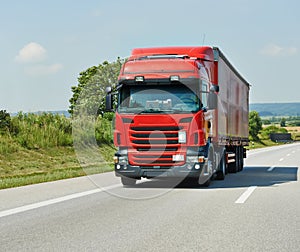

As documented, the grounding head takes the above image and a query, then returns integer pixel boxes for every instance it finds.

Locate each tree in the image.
[249,111,262,140]
[69,58,124,116]
[0,110,11,135]
[280,117,286,127]
[262,119,271,125]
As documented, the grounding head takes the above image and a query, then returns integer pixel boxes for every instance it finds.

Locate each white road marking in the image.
[0,184,121,218]
[267,166,276,172]
[279,158,284,162]
[287,153,291,157]
[235,186,257,204]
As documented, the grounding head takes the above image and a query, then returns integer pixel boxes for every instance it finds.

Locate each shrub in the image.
[260,125,288,140]
[0,135,20,155]
[10,112,73,149]
[95,116,113,145]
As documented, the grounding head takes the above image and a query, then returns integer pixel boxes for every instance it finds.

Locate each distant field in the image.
[285,126,300,132]
[284,126,300,141]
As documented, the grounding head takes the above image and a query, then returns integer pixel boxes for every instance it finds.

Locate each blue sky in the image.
[1,0,299,112]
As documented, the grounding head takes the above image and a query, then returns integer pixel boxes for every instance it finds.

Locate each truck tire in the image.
[202,146,215,186]
[198,146,214,187]
[236,146,243,172]
[202,178,211,187]
[228,147,238,173]
[216,150,226,180]
[121,176,137,186]
[239,146,244,171]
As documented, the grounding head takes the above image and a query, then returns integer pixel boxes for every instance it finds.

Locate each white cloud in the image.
[260,44,298,56]
[15,42,47,63]
[24,63,63,76]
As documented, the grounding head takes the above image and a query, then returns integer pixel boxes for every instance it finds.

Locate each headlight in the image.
[187,156,205,163]
[118,156,128,165]
[187,156,198,163]
[178,131,187,143]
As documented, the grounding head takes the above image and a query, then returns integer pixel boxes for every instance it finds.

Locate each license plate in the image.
[172,154,184,161]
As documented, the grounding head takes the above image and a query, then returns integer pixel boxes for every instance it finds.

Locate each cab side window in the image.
[201,82,208,108]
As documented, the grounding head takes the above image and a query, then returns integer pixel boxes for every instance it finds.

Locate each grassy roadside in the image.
[0,112,116,189]
[246,139,287,150]
[1,141,297,190]
[247,125,300,150]
[0,145,116,190]
[1,122,299,190]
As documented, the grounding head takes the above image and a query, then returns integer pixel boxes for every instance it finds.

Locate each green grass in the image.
[0,112,116,189]
[0,164,114,190]
[246,139,285,150]
[0,145,116,190]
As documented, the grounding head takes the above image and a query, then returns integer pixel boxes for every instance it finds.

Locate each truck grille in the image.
[128,126,184,166]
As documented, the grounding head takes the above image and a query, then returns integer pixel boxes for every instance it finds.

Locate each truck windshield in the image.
[118,84,201,114]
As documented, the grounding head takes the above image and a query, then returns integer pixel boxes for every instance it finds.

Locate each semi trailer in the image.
[105,46,250,186]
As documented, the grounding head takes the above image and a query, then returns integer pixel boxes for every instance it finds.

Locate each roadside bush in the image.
[260,125,288,140]
[95,116,113,145]
[0,135,20,155]
[10,112,73,149]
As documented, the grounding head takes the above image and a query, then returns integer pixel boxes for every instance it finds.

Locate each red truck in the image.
[105,46,250,186]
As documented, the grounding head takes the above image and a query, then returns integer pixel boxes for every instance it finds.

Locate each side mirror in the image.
[105,86,113,112]
[207,85,219,110]
[210,85,219,93]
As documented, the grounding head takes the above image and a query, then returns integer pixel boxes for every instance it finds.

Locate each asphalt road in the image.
[0,143,299,251]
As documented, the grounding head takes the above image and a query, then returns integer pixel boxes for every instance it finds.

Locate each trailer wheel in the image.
[216,150,226,180]
[121,176,137,186]
[239,146,244,171]
[228,147,238,173]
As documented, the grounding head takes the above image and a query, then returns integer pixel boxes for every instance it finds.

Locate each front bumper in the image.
[114,146,211,184]
[114,162,211,183]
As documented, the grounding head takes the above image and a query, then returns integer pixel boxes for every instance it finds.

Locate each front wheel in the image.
[121,176,137,186]
[198,147,214,187]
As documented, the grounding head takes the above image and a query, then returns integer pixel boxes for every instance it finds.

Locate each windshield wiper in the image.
[137,109,166,114]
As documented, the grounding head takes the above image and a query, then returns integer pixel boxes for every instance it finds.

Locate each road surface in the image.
[0,143,299,251]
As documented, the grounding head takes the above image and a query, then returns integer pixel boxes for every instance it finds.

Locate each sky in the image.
[1,0,300,112]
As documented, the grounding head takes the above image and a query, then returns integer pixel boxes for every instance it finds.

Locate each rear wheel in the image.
[228,147,238,173]
[121,176,137,186]
[239,146,244,171]
[216,150,226,180]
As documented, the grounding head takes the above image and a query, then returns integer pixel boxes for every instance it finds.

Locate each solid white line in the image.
[0,184,120,218]
[267,166,276,172]
[235,186,257,204]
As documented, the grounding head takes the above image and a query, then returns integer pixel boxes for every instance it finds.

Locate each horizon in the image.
[5,102,300,116]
